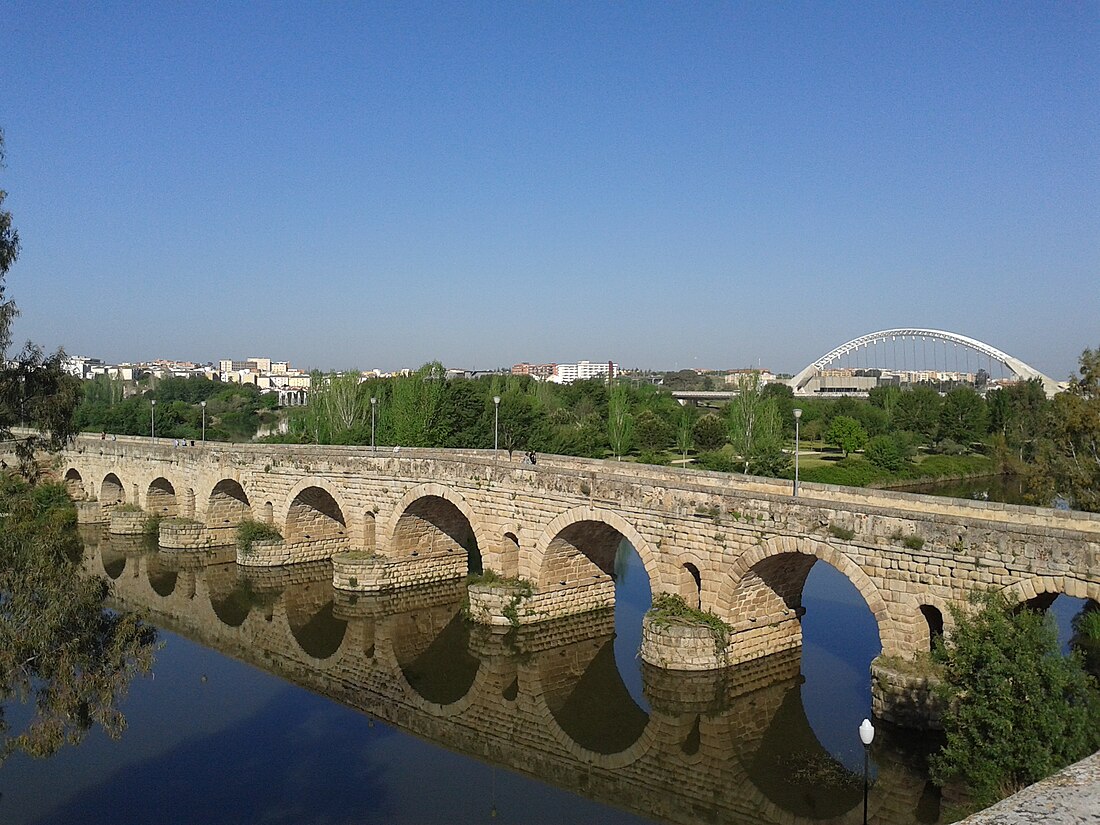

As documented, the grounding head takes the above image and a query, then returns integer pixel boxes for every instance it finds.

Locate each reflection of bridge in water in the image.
[88,528,944,825]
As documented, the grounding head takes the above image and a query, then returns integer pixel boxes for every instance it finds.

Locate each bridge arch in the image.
[1001,576,1100,608]
[385,483,486,571]
[789,328,1059,396]
[203,478,253,528]
[279,477,350,549]
[100,473,126,506]
[63,468,85,499]
[721,536,908,655]
[146,477,179,517]
[526,506,662,593]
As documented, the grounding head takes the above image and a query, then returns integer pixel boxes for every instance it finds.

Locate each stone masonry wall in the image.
[51,434,1100,666]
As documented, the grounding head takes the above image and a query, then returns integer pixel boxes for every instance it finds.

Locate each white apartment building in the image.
[550,360,618,385]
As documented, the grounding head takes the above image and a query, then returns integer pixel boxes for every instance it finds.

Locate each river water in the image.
[0,527,1087,825]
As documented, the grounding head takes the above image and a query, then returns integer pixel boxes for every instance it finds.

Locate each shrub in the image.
[696,450,737,473]
[648,593,732,647]
[930,590,1100,810]
[236,520,283,555]
[864,434,912,472]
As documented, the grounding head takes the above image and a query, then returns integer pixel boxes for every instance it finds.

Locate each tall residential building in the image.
[550,360,618,385]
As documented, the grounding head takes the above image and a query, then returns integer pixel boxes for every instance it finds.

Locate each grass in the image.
[828,524,856,541]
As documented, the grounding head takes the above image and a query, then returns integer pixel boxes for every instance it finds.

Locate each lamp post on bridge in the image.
[201,400,206,443]
[793,408,802,496]
[370,396,377,451]
[150,399,156,444]
[859,718,875,825]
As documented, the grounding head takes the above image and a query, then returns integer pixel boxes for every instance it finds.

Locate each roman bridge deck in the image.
[55,434,1100,671]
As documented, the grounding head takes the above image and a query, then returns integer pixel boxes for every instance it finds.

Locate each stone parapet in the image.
[871,655,944,730]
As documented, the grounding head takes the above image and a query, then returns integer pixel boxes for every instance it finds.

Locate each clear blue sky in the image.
[2,3,1097,376]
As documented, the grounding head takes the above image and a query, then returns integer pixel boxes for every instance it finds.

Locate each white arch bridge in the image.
[788,328,1061,398]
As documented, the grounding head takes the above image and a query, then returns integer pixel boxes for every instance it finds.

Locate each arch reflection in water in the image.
[91,535,946,825]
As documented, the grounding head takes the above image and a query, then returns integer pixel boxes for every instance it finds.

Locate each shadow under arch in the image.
[740,679,866,821]
[281,479,349,552]
[204,478,252,528]
[205,563,259,627]
[146,554,178,597]
[100,473,125,506]
[388,486,483,573]
[528,506,661,594]
[63,467,84,499]
[100,544,127,579]
[146,477,179,517]
[537,635,650,756]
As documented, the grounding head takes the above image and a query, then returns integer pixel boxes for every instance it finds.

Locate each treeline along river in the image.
[0,526,1089,824]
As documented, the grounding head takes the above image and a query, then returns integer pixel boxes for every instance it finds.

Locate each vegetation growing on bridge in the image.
[648,593,732,650]
[931,589,1100,811]
[236,519,283,555]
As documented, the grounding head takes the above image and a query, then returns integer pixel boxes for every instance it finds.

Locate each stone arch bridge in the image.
[56,434,1100,670]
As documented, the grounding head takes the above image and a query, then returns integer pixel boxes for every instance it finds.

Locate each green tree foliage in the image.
[863,433,912,472]
[727,372,788,474]
[0,475,157,761]
[893,386,942,444]
[938,386,988,445]
[1026,348,1100,511]
[386,362,447,447]
[607,382,633,460]
[931,590,1100,808]
[824,415,868,457]
[692,413,726,451]
[0,130,81,474]
[634,409,671,453]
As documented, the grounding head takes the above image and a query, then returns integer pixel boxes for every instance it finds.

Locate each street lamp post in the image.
[370,397,377,451]
[201,400,206,443]
[793,408,802,496]
[151,399,157,443]
[859,718,875,825]
[493,395,501,454]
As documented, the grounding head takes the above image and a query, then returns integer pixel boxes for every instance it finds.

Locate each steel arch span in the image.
[788,328,1060,397]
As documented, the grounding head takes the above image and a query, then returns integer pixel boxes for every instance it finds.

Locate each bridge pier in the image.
[332,548,467,593]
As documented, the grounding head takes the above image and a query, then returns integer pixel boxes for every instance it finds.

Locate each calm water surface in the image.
[7,523,1055,825]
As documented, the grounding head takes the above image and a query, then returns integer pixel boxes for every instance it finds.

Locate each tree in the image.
[1027,348,1100,511]
[863,433,912,472]
[0,129,81,474]
[692,413,726,451]
[634,409,671,454]
[607,382,633,460]
[931,589,1100,808]
[893,386,942,444]
[675,408,694,463]
[824,415,867,457]
[937,386,987,446]
[0,475,157,761]
[727,372,786,474]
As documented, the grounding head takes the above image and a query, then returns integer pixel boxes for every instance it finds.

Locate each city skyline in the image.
[2,4,1097,377]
